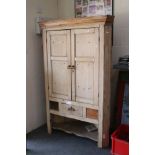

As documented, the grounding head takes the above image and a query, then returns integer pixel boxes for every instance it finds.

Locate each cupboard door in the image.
[71,28,99,105]
[47,30,71,100]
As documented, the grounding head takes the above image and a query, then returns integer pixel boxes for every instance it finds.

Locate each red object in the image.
[111,124,129,155]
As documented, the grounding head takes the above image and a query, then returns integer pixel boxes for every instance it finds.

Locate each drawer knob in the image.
[68,106,75,111]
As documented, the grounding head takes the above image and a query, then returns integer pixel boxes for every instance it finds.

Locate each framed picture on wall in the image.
[74,0,113,18]
[74,0,114,45]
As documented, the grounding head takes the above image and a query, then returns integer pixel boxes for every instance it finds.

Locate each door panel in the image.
[52,61,68,97]
[76,62,94,103]
[71,28,99,105]
[75,29,96,58]
[50,31,67,57]
[47,30,71,100]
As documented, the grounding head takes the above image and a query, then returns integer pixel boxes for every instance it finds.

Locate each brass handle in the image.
[71,65,75,69]
[68,106,75,111]
[67,65,72,69]
[67,65,75,69]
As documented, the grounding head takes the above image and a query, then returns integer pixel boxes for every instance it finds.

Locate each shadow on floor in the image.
[26,125,111,155]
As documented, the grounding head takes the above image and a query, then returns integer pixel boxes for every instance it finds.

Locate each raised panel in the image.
[51,61,68,96]
[50,31,67,57]
[76,62,94,103]
[75,32,95,57]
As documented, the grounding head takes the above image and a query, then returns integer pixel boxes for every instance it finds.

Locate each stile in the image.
[43,29,52,134]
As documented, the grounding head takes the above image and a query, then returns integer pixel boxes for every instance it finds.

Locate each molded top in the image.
[40,16,114,29]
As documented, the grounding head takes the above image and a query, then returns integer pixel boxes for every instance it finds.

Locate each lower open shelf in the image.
[53,120,98,141]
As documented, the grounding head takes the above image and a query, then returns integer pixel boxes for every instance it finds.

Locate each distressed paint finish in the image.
[41,16,114,148]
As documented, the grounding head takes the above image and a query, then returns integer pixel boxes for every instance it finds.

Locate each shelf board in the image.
[53,121,98,142]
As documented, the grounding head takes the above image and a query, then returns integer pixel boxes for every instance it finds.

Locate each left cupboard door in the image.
[47,30,71,100]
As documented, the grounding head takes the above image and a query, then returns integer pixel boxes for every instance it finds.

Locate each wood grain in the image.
[40,16,114,29]
[86,108,98,119]
[102,25,112,147]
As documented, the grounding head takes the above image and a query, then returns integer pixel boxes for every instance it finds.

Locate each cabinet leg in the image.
[47,112,52,134]
[98,125,109,148]
[98,133,109,148]
[98,130,103,148]
[98,141,102,148]
[98,125,102,148]
[102,138,109,148]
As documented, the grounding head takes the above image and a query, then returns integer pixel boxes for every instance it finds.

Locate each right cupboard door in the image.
[71,28,99,105]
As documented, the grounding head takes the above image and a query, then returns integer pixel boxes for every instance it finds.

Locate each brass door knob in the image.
[71,65,75,69]
[68,106,75,111]
[67,65,75,69]
[67,65,72,69]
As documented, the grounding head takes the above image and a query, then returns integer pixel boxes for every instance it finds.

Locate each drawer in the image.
[60,103,83,117]
[86,108,98,120]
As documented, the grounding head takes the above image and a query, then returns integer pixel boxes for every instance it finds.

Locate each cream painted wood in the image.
[83,107,87,118]
[71,28,99,105]
[41,16,114,148]
[49,97,99,110]
[98,25,104,147]
[60,103,83,118]
[43,30,52,134]
[50,110,98,124]
[47,30,71,100]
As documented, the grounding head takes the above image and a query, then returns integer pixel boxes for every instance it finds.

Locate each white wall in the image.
[58,0,75,19]
[112,0,129,64]
[26,0,58,133]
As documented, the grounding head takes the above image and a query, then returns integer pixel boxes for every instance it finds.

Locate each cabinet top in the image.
[40,16,114,29]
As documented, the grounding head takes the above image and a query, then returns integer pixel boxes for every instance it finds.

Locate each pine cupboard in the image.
[40,16,114,148]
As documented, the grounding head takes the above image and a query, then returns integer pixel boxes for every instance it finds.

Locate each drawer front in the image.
[60,103,83,117]
[86,108,98,120]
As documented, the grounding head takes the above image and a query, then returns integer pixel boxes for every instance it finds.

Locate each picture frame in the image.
[74,0,113,18]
